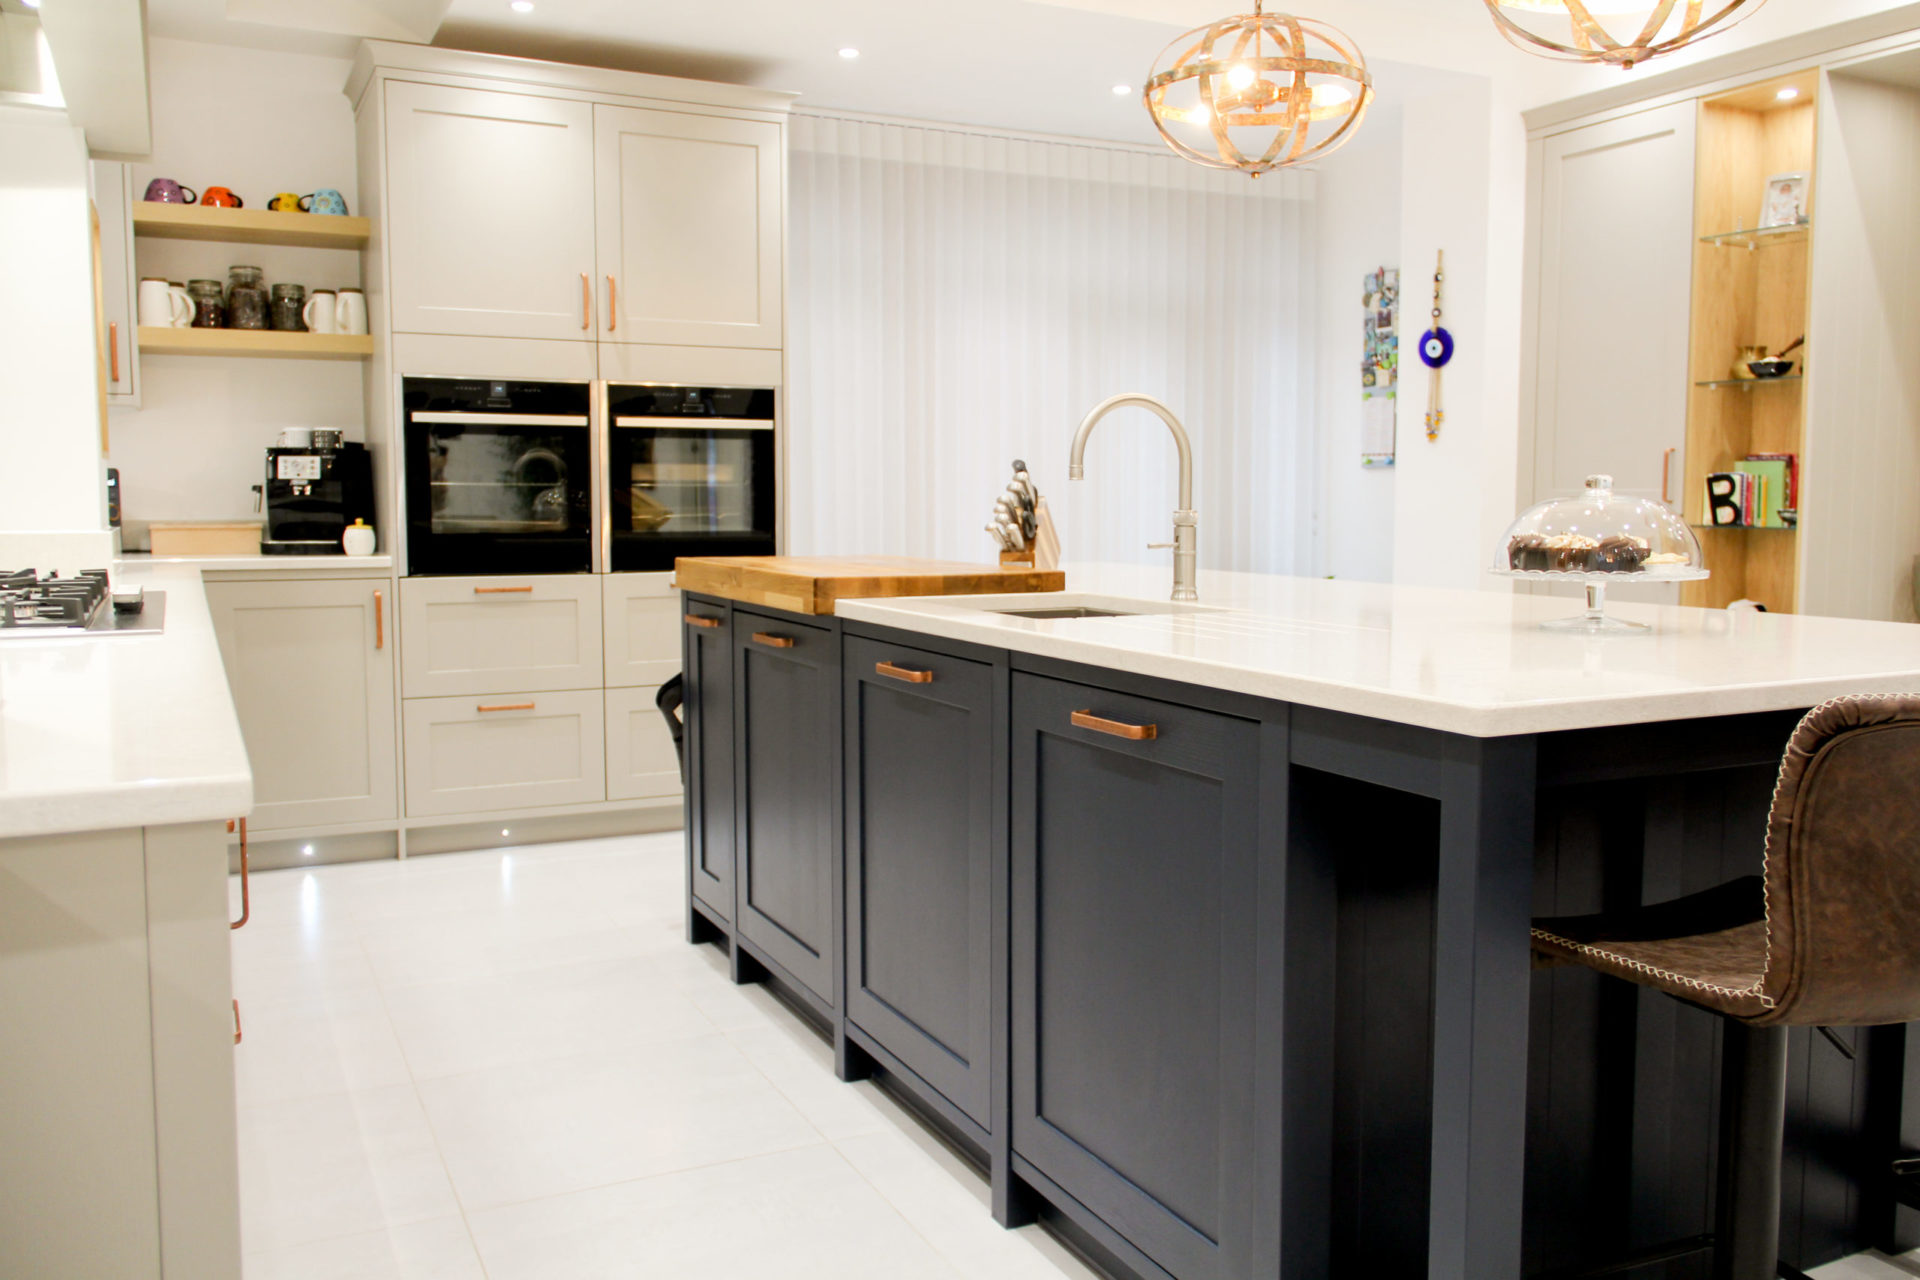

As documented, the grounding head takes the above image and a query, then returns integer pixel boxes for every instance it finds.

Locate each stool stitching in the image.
[1529,926,1768,1002]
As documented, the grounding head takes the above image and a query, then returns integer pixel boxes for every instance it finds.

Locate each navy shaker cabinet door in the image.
[682,596,735,924]
[733,608,839,1005]
[1011,670,1264,1280]
[843,633,996,1128]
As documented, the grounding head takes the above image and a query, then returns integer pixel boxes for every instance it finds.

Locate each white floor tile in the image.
[355,903,652,989]
[234,1001,412,1107]
[237,1084,461,1253]
[725,1020,899,1141]
[242,1215,485,1280]
[468,1144,964,1280]
[415,1037,826,1211]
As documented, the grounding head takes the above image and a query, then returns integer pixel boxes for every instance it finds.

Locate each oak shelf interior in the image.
[130,202,371,249]
[137,326,373,361]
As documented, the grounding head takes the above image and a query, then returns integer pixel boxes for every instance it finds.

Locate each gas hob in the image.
[0,570,166,637]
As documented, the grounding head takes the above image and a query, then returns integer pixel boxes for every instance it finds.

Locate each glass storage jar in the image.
[186,279,224,328]
[270,282,307,332]
[226,266,268,330]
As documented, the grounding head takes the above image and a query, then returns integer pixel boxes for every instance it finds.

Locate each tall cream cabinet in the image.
[92,159,139,405]
[204,574,398,832]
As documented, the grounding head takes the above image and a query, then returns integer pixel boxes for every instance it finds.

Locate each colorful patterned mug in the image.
[200,186,243,208]
[267,192,304,212]
[143,178,196,204]
[301,189,349,216]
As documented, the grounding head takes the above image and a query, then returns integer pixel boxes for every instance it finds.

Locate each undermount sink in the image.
[991,605,1143,620]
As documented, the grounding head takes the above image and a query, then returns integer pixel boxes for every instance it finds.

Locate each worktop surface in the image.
[0,563,252,838]
[834,563,1920,737]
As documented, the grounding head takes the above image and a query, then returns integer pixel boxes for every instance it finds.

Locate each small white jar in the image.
[342,519,377,557]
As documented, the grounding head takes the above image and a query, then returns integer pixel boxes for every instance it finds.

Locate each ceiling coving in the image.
[1483,0,1769,70]
[1143,1,1372,177]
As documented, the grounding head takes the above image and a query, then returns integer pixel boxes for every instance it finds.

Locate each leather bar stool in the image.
[1531,695,1920,1280]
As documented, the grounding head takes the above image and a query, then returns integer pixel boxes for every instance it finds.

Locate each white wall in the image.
[0,104,112,572]
[1314,106,1402,583]
[106,38,362,543]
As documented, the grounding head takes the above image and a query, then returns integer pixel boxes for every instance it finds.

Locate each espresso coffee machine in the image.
[261,441,375,554]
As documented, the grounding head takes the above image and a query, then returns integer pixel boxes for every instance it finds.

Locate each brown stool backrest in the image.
[1760,694,1920,1026]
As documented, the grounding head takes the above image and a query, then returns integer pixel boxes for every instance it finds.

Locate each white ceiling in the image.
[143,0,1920,144]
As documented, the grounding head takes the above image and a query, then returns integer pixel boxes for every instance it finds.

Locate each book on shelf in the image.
[1705,453,1797,529]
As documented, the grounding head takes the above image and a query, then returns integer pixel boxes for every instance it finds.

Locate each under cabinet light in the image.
[839,47,860,59]
[1777,87,1800,101]
[510,1,534,12]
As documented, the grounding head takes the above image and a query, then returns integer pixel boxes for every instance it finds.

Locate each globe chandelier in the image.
[1143,1,1373,177]
[1483,0,1770,70]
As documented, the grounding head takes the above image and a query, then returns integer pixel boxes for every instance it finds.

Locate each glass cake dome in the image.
[1493,474,1708,633]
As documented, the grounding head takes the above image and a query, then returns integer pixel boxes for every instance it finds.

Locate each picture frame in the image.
[1760,171,1809,229]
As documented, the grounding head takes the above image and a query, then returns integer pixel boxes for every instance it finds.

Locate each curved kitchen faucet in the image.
[1068,393,1198,602]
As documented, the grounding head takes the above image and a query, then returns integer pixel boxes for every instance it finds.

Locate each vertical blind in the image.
[787,111,1321,575]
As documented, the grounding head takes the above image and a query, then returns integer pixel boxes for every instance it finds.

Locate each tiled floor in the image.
[229,831,1914,1279]
[228,832,1099,1279]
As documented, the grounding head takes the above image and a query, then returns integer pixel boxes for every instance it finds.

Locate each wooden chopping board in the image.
[674,555,1066,616]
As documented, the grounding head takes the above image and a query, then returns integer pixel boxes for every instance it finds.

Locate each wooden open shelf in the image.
[138,326,373,361]
[1699,222,1810,250]
[131,202,370,250]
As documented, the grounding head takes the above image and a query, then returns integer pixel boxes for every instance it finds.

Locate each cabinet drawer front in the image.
[400,575,603,697]
[403,690,605,817]
[604,572,681,688]
[843,634,995,1126]
[606,685,682,801]
[1011,671,1262,1280]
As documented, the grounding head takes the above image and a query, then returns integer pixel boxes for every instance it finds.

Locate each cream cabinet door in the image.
[204,579,398,831]
[1530,102,1696,505]
[594,104,783,349]
[606,685,682,801]
[603,572,681,688]
[92,161,138,404]
[400,574,602,698]
[403,691,605,816]
[385,81,598,341]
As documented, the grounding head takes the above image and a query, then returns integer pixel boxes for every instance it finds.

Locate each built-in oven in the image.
[605,384,777,573]
[402,377,593,576]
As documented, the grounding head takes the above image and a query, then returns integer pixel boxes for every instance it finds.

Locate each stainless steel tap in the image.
[1068,393,1198,602]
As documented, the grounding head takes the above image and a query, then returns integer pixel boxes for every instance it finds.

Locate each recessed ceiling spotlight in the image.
[1113,84,1132,96]
[1776,86,1800,101]
[19,0,40,8]
[839,47,860,59]
[301,844,315,856]
[510,1,534,12]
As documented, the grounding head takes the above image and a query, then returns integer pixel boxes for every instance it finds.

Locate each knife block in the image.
[999,550,1035,568]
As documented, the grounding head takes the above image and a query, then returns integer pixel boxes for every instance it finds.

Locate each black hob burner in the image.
[0,570,163,637]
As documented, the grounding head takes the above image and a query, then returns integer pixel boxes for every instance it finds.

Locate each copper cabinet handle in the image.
[752,632,796,648]
[477,702,537,713]
[109,321,119,382]
[227,818,249,930]
[374,590,384,649]
[606,275,616,331]
[876,661,933,683]
[1071,709,1157,741]
[1662,446,1677,505]
[474,585,535,594]
[685,613,721,628]
[581,272,590,330]
[232,998,242,1046]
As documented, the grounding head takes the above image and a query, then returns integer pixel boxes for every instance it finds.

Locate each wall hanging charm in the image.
[1482,0,1769,71]
[1143,1,1374,176]
[1420,251,1453,441]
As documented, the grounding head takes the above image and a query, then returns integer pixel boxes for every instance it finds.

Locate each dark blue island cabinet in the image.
[679,598,1912,1280]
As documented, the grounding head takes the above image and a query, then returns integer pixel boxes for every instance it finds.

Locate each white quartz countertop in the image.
[0,563,252,838]
[832,564,1920,738]
[118,552,393,572]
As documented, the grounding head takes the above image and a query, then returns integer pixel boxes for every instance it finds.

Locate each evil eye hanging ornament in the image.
[1420,250,1454,440]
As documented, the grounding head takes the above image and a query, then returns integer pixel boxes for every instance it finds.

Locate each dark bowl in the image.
[1748,358,1796,379]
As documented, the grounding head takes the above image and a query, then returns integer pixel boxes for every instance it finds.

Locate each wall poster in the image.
[1362,266,1399,468]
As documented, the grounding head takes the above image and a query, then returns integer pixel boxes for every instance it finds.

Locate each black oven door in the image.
[403,380,593,576]
[607,395,776,573]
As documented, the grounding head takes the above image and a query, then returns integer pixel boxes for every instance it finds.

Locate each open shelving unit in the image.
[1681,69,1817,612]
[131,202,370,250]
[137,326,372,361]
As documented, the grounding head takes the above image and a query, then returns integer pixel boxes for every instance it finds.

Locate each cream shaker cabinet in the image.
[605,685,682,801]
[383,80,599,342]
[603,571,682,687]
[593,105,784,350]
[403,690,606,816]
[204,578,398,831]
[91,160,139,404]
[399,574,603,698]
[1528,101,1697,506]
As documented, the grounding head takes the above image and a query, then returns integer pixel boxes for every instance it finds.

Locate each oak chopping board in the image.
[673,556,1066,616]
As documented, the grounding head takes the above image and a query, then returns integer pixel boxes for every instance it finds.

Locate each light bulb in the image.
[1226,64,1256,91]
[1312,83,1353,107]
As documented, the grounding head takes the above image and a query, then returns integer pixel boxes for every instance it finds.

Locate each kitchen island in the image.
[0,562,249,1280]
[679,562,1920,1280]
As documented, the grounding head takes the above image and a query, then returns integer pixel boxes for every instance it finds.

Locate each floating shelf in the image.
[1695,375,1804,389]
[1691,523,1798,533]
[138,326,372,361]
[1699,222,1810,250]
[131,202,370,250]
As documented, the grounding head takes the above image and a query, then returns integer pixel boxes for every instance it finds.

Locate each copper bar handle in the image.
[233,999,242,1046]
[752,632,796,649]
[606,275,616,331]
[581,272,590,330]
[477,702,537,713]
[876,661,933,684]
[1661,447,1677,505]
[373,590,384,649]
[109,321,119,382]
[1071,709,1157,741]
[228,817,250,930]
[684,613,721,629]
[474,585,535,594]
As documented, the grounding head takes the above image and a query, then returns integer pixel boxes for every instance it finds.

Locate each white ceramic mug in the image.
[336,288,368,336]
[167,282,192,327]
[138,277,188,328]
[276,427,313,448]
[302,289,338,335]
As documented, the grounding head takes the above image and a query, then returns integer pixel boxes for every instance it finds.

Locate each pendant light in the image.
[1483,0,1769,70]
[1143,2,1372,177]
